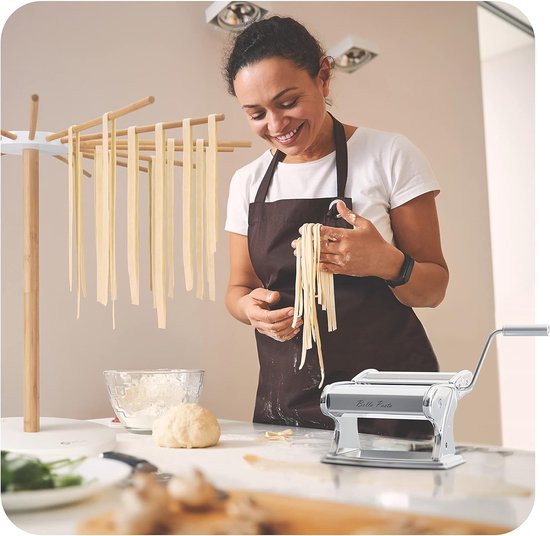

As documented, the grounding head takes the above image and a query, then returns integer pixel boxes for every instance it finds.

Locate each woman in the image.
[223,17,448,437]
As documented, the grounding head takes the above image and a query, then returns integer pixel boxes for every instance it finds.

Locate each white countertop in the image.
[3,419,535,534]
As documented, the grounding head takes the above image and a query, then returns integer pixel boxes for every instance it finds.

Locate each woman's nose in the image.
[267,111,288,135]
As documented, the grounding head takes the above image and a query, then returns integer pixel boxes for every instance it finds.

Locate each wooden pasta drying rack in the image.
[1,95,250,453]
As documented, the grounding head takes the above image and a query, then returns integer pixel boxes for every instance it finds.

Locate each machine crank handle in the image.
[459,324,549,394]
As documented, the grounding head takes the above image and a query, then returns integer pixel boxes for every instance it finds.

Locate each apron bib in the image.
[247,114,438,437]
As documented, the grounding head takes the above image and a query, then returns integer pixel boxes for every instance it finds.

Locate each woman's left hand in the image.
[293,200,402,279]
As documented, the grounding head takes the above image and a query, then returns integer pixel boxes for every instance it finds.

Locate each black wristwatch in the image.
[385,252,415,288]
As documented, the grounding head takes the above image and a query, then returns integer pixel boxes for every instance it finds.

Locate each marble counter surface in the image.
[3,419,535,534]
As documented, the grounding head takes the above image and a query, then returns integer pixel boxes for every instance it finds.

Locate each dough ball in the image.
[152,403,220,448]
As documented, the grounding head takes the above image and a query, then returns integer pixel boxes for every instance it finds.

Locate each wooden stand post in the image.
[23,148,39,432]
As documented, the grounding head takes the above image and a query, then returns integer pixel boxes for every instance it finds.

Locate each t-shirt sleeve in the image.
[389,134,440,208]
[224,168,250,236]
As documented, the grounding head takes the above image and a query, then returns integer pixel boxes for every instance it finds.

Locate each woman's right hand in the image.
[239,288,302,342]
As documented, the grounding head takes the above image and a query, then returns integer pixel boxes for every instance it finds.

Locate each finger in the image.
[319,226,344,242]
[249,288,280,305]
[267,316,303,335]
[319,253,344,265]
[319,262,342,275]
[336,200,368,229]
[263,306,295,323]
[319,240,341,255]
[274,327,302,342]
[255,310,301,332]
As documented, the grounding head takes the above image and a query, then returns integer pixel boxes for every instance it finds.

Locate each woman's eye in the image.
[250,112,265,121]
[280,98,298,109]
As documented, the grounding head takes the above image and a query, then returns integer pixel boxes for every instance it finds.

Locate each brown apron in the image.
[247,114,438,437]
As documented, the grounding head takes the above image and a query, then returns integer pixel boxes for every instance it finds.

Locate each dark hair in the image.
[223,16,326,96]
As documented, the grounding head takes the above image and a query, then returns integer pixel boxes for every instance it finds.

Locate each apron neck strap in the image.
[254,113,348,203]
[330,112,348,198]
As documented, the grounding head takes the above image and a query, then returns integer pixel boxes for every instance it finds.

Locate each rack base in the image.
[1,417,116,459]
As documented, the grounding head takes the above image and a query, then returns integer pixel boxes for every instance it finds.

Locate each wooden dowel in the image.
[79,151,196,170]
[29,94,39,141]
[78,152,148,173]
[46,96,155,141]
[75,137,249,148]
[60,128,128,144]
[80,151,153,165]
[2,129,18,140]
[52,155,92,178]
[129,146,234,153]
[113,151,153,163]
[80,141,235,152]
[23,148,40,432]
[59,114,225,143]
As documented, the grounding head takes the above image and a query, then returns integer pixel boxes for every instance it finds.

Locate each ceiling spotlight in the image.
[327,35,380,73]
[205,1,269,32]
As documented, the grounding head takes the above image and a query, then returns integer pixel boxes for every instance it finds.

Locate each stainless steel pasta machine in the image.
[320,325,549,469]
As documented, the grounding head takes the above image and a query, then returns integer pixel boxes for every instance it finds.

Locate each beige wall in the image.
[2,2,508,445]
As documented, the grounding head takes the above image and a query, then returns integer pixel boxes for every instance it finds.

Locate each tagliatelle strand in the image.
[166,138,175,299]
[293,223,335,387]
[182,119,194,291]
[127,126,139,305]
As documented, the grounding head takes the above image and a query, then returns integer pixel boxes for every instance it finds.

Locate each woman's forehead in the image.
[234,58,313,98]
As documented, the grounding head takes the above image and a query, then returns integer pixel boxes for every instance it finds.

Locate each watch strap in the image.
[386,252,415,288]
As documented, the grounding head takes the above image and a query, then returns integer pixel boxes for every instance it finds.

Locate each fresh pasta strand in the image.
[97,113,110,306]
[182,119,194,291]
[166,138,175,299]
[127,125,139,305]
[93,144,100,289]
[150,157,156,309]
[293,223,336,388]
[154,123,166,328]
[76,143,87,319]
[148,159,153,293]
[109,117,118,305]
[195,139,205,300]
[206,114,218,301]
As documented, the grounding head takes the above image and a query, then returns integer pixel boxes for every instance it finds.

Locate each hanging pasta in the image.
[94,144,105,303]
[195,138,205,300]
[292,223,337,388]
[205,114,218,301]
[166,138,175,299]
[57,100,251,329]
[75,140,87,319]
[153,123,166,328]
[127,125,139,305]
[109,116,118,328]
[148,158,153,293]
[97,113,110,306]
[182,118,193,291]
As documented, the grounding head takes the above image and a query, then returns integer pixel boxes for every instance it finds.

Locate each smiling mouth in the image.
[273,124,303,143]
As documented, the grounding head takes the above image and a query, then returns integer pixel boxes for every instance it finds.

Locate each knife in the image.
[102,452,229,498]
[102,452,172,482]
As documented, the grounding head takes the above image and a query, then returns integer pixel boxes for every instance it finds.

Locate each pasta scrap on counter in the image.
[261,429,294,441]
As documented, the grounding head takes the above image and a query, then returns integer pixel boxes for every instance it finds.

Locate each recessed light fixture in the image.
[327,35,380,73]
[205,1,269,32]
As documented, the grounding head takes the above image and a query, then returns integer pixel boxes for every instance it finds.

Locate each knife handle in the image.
[103,451,158,472]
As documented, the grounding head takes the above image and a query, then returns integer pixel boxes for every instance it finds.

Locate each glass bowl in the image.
[103,369,204,434]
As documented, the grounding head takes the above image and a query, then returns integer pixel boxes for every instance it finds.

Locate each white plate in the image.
[1,457,131,512]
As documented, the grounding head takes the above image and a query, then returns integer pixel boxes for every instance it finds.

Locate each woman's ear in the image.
[318,56,333,97]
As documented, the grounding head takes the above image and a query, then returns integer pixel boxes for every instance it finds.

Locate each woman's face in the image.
[233,57,332,161]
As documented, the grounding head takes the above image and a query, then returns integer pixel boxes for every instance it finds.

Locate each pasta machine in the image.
[320,325,549,469]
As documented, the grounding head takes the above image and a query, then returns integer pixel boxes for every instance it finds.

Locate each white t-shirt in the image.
[224,127,440,244]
